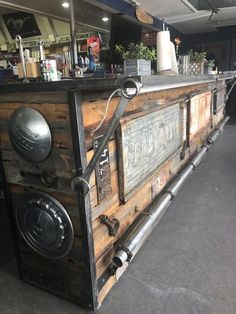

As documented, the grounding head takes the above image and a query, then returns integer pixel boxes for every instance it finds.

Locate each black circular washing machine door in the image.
[8,107,52,163]
[16,192,74,259]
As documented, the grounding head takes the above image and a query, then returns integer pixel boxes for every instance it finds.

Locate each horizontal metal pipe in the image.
[207,116,230,144]
[191,145,208,167]
[112,117,229,270]
[127,193,172,257]
[167,164,194,197]
[138,79,216,95]
[113,250,129,268]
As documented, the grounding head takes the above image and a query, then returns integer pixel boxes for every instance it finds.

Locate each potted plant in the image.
[188,50,207,75]
[115,43,156,76]
[207,59,216,74]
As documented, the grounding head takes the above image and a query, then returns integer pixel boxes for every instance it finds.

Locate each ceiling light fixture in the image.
[102,17,109,22]
[62,2,69,8]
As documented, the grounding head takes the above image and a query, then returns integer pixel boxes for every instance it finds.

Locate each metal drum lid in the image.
[16,192,74,259]
[8,107,52,163]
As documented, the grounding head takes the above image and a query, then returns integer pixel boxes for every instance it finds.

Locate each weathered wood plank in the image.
[1,145,76,193]
[0,103,70,121]
[189,91,212,144]
[0,92,68,104]
[19,250,92,307]
[93,136,212,274]
[92,156,180,261]
[82,83,210,151]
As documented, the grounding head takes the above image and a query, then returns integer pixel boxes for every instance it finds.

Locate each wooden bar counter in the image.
[0,74,232,310]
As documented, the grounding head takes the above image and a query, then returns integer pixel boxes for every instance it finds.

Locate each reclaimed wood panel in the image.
[95,125,215,296]
[0,94,96,309]
[19,250,92,308]
[0,91,68,104]
[0,102,75,194]
[92,148,189,261]
[82,83,209,151]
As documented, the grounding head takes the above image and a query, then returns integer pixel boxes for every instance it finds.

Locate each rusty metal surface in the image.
[189,91,212,143]
[93,135,112,204]
[118,103,183,201]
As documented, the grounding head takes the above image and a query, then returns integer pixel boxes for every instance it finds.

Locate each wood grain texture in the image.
[189,91,212,144]
[0,102,75,194]
[82,83,210,151]
[0,97,90,307]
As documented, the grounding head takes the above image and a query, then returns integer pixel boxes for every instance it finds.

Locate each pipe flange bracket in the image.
[163,190,175,200]
[117,245,133,262]
[190,161,197,169]
[201,144,210,150]
[71,176,91,194]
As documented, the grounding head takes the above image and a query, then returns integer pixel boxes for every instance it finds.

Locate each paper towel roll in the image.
[170,41,179,74]
[157,31,171,73]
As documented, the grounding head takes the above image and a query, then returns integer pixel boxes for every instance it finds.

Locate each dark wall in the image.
[180,26,236,71]
[109,14,142,65]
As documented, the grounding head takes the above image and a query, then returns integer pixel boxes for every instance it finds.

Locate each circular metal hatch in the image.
[8,107,52,163]
[16,192,74,259]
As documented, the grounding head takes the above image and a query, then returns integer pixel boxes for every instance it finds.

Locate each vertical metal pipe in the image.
[70,0,78,69]
[16,35,28,82]
[38,40,45,61]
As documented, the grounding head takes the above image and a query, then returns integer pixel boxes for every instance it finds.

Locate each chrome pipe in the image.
[113,250,129,268]
[112,117,229,270]
[191,146,208,167]
[138,80,215,95]
[70,0,78,69]
[38,40,45,61]
[207,131,220,144]
[207,116,230,144]
[16,35,28,83]
[167,164,193,197]
[122,193,172,259]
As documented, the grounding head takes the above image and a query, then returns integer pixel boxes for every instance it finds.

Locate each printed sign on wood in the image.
[117,103,183,202]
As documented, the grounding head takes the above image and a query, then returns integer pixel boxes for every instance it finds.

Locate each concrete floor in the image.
[1,123,236,314]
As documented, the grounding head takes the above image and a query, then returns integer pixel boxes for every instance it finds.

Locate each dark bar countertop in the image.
[0,74,234,93]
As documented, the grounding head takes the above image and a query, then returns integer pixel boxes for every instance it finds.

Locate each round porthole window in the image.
[16,192,74,259]
[8,107,52,163]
